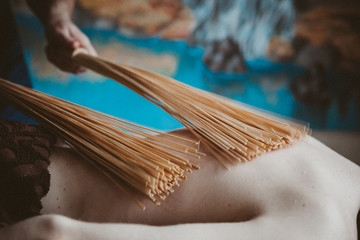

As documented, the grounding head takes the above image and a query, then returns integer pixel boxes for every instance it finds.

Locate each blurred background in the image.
[1,0,359,164]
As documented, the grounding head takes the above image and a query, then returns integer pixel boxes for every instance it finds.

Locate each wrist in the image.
[27,0,74,28]
[44,5,73,29]
[44,17,72,32]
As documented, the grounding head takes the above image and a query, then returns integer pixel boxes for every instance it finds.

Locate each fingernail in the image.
[73,41,80,49]
[77,67,87,74]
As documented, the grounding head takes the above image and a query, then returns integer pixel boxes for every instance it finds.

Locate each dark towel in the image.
[0,120,55,226]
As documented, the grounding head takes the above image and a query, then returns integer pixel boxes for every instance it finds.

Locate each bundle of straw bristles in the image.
[72,49,309,165]
[0,50,308,207]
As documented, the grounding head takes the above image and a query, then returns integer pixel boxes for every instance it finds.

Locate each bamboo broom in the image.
[72,49,309,167]
[0,78,203,209]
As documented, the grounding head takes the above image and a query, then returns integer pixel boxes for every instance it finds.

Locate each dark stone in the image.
[202,37,247,73]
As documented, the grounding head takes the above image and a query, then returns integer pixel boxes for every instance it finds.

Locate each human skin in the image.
[0,129,359,240]
[25,0,97,73]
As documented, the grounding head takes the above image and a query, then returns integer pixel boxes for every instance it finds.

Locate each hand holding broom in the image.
[0,48,309,208]
[72,48,309,167]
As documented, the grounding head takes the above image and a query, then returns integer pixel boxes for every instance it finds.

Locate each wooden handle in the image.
[72,48,91,64]
[71,48,116,78]
[71,48,137,90]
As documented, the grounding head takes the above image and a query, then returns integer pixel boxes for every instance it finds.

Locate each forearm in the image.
[25,0,97,73]
[0,214,255,240]
[69,220,265,240]
[26,0,75,27]
[72,222,228,240]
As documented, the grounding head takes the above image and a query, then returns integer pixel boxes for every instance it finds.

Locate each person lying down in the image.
[0,121,359,240]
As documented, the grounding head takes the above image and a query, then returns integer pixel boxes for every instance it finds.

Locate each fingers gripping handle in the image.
[72,48,89,63]
[71,48,125,81]
[71,48,100,71]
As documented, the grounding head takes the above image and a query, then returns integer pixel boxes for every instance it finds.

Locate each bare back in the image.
[41,130,360,239]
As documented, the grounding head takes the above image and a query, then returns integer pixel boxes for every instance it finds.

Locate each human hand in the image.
[44,20,97,74]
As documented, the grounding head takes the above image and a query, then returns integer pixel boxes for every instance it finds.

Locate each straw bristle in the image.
[73,53,309,166]
[0,78,202,209]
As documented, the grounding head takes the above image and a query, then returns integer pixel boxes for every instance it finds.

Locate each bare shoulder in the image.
[298,136,360,197]
[248,135,360,239]
[124,133,360,239]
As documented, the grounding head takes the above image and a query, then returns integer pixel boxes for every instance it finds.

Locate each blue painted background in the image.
[12,14,360,131]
